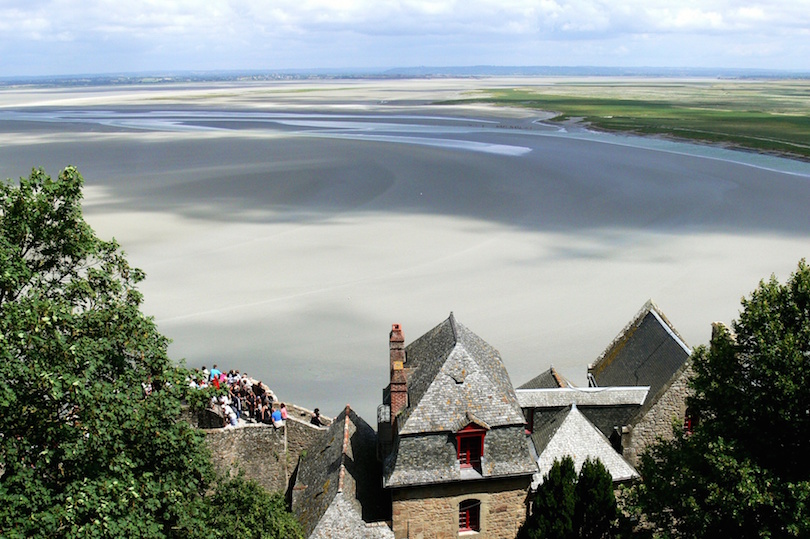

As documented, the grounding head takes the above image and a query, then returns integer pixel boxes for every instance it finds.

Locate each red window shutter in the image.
[459,499,480,531]
[456,424,486,469]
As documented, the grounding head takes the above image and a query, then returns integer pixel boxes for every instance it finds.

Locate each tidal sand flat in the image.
[1,79,809,421]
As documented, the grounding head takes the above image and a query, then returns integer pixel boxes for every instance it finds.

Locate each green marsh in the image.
[453,80,810,160]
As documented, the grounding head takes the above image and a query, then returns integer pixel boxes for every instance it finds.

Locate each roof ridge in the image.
[648,306,691,353]
[337,404,351,493]
[590,299,657,372]
[448,311,458,342]
[550,366,568,388]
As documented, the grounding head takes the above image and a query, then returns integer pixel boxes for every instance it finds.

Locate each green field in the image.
[450,80,810,161]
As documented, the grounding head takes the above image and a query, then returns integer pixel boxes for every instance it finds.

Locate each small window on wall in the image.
[459,499,480,532]
[684,407,698,435]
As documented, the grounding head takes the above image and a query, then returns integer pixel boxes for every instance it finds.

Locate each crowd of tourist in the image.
[188,364,322,430]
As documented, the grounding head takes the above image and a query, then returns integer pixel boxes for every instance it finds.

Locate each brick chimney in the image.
[389,323,407,416]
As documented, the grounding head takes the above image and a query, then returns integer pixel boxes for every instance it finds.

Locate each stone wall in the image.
[623,364,694,467]
[391,477,531,539]
[204,415,327,493]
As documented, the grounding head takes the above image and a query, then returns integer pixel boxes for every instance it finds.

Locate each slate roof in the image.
[531,405,638,489]
[589,300,691,410]
[518,366,570,389]
[397,314,526,435]
[292,406,390,539]
[515,387,649,408]
[518,386,647,441]
[384,314,536,488]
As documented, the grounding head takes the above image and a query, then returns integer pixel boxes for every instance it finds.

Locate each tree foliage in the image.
[0,168,302,538]
[634,260,810,538]
[524,456,617,539]
[575,458,618,539]
[209,473,303,539]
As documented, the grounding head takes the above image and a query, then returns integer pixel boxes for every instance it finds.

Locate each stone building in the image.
[516,386,647,486]
[516,301,693,483]
[206,303,694,537]
[292,405,392,539]
[377,314,537,539]
[586,300,693,466]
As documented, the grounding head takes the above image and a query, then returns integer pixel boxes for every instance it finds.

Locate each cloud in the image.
[2,0,808,75]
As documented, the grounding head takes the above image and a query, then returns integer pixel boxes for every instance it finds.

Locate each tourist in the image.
[246,391,256,421]
[259,397,272,424]
[209,364,222,381]
[272,406,284,428]
[311,408,323,427]
[253,380,266,398]
[280,403,288,421]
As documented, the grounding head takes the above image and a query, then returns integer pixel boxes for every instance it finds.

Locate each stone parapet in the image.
[204,415,326,493]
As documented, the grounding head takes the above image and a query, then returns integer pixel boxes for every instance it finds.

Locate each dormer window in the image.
[456,423,486,471]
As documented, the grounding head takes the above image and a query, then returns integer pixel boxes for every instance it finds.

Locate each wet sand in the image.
[2,79,809,422]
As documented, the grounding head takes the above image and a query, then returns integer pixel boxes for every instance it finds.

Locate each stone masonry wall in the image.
[623,365,694,467]
[204,415,326,493]
[391,477,530,539]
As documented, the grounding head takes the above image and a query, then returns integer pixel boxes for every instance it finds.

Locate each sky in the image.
[1,0,809,77]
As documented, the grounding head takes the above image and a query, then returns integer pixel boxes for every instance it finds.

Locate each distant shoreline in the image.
[2,65,809,88]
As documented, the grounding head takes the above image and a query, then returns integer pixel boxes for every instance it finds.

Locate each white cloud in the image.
[1,0,809,75]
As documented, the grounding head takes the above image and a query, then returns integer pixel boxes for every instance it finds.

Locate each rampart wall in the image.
[203,406,329,493]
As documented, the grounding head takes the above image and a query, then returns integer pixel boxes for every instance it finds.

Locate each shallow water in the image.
[1,84,809,423]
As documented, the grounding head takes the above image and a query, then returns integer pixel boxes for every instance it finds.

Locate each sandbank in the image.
[1,79,809,422]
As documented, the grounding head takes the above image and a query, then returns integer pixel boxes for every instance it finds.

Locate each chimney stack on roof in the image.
[389,323,407,417]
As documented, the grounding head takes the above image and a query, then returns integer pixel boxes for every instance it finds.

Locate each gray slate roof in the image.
[589,301,691,410]
[531,405,638,488]
[384,314,536,488]
[518,366,570,389]
[308,496,394,539]
[397,314,526,435]
[518,386,648,441]
[292,406,390,538]
[516,387,649,408]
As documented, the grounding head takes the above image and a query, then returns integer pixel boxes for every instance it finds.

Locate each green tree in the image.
[523,456,618,539]
[0,167,302,538]
[209,474,303,539]
[575,458,617,539]
[526,456,577,539]
[634,260,810,538]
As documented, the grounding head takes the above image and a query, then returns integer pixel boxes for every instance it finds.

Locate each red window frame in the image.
[684,407,698,436]
[456,424,486,469]
[459,499,480,532]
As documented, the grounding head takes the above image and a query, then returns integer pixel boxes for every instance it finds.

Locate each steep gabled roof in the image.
[531,405,638,488]
[292,406,390,538]
[589,300,691,409]
[397,313,525,435]
[519,366,571,389]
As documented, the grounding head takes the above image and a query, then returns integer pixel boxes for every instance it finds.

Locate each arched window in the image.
[459,499,480,532]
